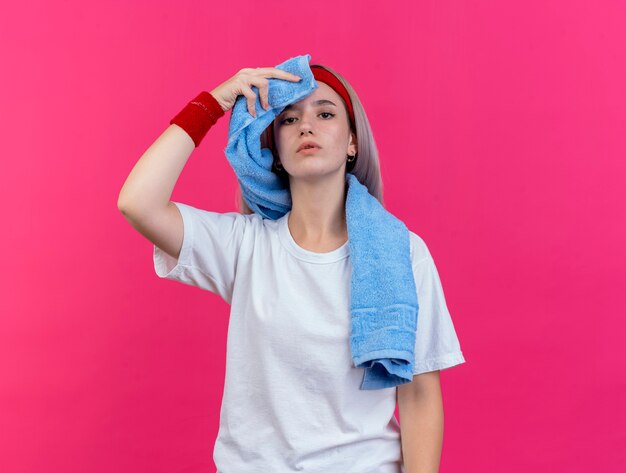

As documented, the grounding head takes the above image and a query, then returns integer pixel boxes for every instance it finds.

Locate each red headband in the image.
[311,66,356,125]
[267,66,355,151]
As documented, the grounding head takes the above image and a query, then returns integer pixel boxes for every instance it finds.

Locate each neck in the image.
[287,172,348,246]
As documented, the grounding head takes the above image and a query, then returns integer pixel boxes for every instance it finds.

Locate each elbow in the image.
[117,194,130,214]
[117,191,137,216]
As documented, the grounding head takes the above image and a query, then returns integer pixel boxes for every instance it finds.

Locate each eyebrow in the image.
[281,99,337,112]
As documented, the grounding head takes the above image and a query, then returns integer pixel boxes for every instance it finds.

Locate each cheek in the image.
[327,127,350,149]
[272,126,283,153]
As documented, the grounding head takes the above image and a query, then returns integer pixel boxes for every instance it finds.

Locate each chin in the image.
[288,164,346,179]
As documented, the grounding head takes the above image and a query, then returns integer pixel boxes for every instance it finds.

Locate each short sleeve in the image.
[153,201,247,304]
[409,233,466,375]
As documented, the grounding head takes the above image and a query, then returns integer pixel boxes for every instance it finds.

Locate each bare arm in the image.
[117,68,301,260]
[397,370,444,473]
[117,123,197,259]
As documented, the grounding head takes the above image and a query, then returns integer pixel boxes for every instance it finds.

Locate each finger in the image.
[252,69,300,111]
[256,67,302,81]
[240,86,258,117]
[248,77,270,110]
[259,84,269,110]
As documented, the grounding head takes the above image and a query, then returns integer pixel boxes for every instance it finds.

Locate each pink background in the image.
[1,1,625,472]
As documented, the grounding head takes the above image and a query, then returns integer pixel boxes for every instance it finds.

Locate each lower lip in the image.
[298,147,320,154]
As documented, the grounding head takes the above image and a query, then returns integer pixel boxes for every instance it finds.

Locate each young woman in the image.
[118,64,466,473]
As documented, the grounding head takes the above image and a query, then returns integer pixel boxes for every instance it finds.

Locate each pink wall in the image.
[1,1,625,472]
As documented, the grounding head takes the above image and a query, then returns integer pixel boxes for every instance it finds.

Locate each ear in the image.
[348,132,358,156]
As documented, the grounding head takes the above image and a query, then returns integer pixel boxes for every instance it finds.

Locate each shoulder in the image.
[175,203,263,228]
[407,230,433,266]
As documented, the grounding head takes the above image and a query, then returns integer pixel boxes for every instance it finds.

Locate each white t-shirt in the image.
[153,202,466,473]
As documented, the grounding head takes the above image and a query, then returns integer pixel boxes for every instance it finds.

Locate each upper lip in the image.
[297,141,321,152]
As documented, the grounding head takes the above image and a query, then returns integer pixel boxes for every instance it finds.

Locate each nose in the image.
[298,110,315,135]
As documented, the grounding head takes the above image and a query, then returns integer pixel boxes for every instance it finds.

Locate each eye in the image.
[279,112,335,125]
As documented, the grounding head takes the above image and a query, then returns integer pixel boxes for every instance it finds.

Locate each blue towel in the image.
[224,54,419,390]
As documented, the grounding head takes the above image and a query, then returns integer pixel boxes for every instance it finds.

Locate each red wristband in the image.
[170,91,225,147]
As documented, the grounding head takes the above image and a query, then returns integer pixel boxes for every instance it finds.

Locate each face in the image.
[272,82,357,180]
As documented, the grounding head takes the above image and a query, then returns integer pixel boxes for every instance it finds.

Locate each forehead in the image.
[281,82,343,112]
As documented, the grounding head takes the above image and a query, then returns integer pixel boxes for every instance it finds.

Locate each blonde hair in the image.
[235,63,385,214]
